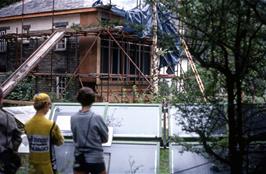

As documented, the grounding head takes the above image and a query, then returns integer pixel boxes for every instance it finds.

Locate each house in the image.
[0,0,153,102]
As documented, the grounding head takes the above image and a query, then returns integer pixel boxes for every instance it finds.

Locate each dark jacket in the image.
[0,108,22,153]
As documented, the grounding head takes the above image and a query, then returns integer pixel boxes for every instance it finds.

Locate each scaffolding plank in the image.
[0,31,65,97]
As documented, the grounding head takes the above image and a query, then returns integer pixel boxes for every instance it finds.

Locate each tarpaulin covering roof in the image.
[111,4,181,73]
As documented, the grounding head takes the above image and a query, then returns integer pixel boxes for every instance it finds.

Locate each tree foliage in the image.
[0,0,19,8]
[160,0,266,173]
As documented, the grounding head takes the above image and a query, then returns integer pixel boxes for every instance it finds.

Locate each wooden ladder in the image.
[181,38,206,101]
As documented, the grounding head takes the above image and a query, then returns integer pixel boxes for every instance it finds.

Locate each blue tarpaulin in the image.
[111,4,181,74]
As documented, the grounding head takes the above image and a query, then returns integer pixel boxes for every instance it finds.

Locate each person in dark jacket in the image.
[0,88,22,174]
[71,87,108,174]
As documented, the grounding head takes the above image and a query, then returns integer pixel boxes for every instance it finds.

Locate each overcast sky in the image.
[106,0,138,10]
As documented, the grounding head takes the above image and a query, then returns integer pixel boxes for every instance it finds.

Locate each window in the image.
[100,39,151,79]
[141,45,151,75]
[55,76,67,99]
[54,22,68,29]
[54,22,68,51]
[21,25,31,44]
[0,30,7,52]
[55,38,67,51]
[22,25,30,34]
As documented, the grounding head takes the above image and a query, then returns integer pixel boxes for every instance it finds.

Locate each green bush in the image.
[6,76,35,101]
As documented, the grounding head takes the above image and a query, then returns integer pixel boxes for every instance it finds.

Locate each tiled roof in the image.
[0,0,100,18]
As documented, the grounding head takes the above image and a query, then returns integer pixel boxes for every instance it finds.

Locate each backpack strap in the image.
[49,121,57,174]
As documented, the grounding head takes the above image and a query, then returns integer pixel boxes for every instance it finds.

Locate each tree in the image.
[163,0,266,173]
[0,0,19,8]
[245,0,266,24]
[151,0,160,94]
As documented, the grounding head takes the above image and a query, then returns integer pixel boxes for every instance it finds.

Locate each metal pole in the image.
[52,0,55,32]
[121,41,125,102]
[107,39,111,102]
[162,98,168,148]
[51,0,55,92]
[21,0,24,65]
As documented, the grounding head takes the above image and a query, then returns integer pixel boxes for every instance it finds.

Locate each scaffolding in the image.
[0,0,205,103]
[0,26,154,102]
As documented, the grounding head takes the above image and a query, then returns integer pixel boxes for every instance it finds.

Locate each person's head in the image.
[33,93,51,112]
[77,87,95,107]
[0,88,3,105]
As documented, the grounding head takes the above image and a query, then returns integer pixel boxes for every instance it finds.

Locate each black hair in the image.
[77,87,95,107]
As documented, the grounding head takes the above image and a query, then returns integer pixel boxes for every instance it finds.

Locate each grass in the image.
[160,148,169,174]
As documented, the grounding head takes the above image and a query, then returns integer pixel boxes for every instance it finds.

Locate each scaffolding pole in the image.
[62,32,101,97]
[106,29,153,87]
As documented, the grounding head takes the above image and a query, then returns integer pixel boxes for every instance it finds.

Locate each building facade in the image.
[0,0,153,102]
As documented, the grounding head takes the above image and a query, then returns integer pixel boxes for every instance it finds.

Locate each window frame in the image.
[100,39,151,79]
[0,30,7,53]
[54,22,68,51]
[55,76,68,99]
[55,38,67,51]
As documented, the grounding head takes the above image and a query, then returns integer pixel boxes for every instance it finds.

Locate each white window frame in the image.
[54,22,68,51]
[55,76,67,99]
[55,38,67,51]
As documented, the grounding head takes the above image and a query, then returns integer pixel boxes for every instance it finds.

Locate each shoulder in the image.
[0,108,5,116]
[0,108,10,118]
[90,111,100,118]
[24,116,34,126]
[1,109,17,122]
[71,112,81,117]
[70,112,81,120]
[42,117,55,128]
[44,117,54,124]
[49,119,60,131]
[91,112,104,122]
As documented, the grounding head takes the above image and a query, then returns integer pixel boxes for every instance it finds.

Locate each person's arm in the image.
[70,117,77,142]
[51,124,64,146]
[8,115,22,151]
[96,116,108,143]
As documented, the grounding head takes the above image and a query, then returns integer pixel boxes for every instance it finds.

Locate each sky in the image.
[104,0,138,10]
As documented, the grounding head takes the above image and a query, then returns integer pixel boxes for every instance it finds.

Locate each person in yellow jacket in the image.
[25,93,64,174]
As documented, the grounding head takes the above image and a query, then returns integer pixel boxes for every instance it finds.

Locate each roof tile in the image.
[0,0,95,18]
